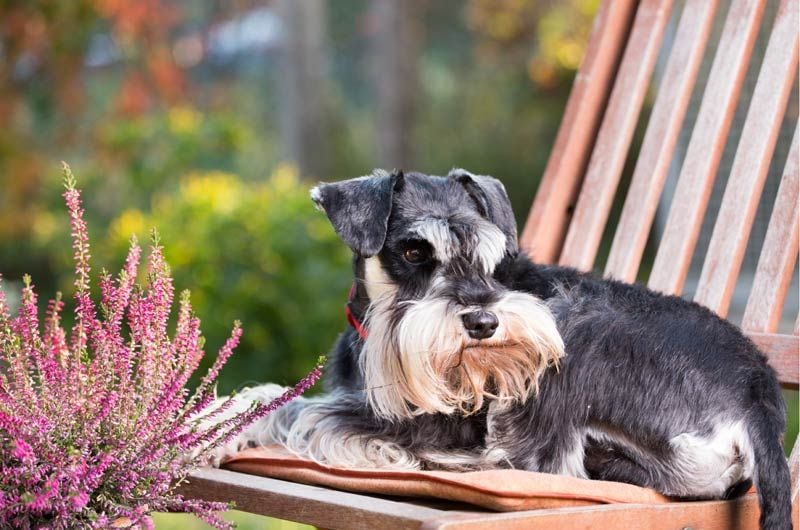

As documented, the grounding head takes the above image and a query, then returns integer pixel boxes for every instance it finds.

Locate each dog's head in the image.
[312,169,564,420]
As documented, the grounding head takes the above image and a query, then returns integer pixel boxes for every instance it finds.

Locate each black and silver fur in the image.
[217,169,791,530]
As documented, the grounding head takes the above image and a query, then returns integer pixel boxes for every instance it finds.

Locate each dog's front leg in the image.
[187,384,298,467]
[192,386,423,470]
[271,391,423,470]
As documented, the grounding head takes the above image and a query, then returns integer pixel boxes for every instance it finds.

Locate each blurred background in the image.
[0,1,598,527]
[0,0,597,393]
[0,0,796,528]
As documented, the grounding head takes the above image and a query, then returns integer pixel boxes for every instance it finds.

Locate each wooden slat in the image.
[559,0,676,271]
[604,0,720,282]
[694,0,799,316]
[648,0,767,295]
[520,0,637,264]
[746,332,800,388]
[423,496,761,530]
[742,127,800,333]
[179,468,447,530]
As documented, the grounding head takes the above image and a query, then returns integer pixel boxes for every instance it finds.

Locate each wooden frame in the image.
[178,468,770,530]
[181,0,800,527]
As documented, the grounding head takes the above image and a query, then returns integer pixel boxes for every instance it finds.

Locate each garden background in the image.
[1,1,796,528]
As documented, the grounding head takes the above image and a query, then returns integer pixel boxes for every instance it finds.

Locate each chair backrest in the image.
[519,0,798,509]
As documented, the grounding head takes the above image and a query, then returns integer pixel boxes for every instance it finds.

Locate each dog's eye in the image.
[402,243,432,264]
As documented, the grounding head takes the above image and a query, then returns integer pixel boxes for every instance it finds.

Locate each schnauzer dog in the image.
[215,169,791,530]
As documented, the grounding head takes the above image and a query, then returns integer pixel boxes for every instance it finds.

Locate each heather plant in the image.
[0,164,324,529]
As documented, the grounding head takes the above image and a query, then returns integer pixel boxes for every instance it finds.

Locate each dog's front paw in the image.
[183,393,258,467]
[198,429,254,468]
[185,384,291,467]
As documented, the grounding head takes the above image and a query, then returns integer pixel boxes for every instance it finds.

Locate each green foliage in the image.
[92,105,265,208]
[102,165,351,392]
[785,391,799,457]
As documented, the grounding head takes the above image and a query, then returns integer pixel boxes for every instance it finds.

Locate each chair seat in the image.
[220,446,747,512]
[178,447,766,529]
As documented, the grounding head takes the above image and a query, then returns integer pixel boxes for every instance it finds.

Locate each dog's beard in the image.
[361,291,565,420]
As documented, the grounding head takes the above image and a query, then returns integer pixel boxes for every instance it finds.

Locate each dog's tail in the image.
[747,387,792,530]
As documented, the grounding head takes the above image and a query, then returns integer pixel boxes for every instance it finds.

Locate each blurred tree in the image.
[466,0,598,89]
[0,0,189,283]
[0,1,99,283]
[277,0,331,180]
[373,0,425,169]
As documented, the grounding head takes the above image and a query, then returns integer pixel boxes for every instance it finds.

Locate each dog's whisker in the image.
[359,382,398,392]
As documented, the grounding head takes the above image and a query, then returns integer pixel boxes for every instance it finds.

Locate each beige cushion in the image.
[222,446,682,511]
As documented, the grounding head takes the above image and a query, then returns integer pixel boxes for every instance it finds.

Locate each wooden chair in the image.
[181,0,800,527]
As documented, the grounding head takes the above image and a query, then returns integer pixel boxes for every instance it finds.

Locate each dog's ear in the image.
[449,169,518,254]
[311,170,404,256]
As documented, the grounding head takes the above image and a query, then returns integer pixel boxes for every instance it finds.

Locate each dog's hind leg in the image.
[583,420,767,506]
[583,437,654,487]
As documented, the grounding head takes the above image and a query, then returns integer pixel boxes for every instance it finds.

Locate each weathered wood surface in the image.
[178,468,451,530]
[559,0,676,271]
[746,332,800,388]
[520,0,637,264]
[741,127,799,333]
[604,0,720,282]
[181,468,768,530]
[694,0,799,316]
[421,496,761,530]
[648,0,766,295]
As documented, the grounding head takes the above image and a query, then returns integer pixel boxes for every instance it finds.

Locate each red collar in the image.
[345,283,369,340]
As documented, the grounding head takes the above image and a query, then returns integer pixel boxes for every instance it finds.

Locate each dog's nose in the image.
[461,311,499,340]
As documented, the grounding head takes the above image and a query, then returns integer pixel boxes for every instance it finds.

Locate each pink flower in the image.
[0,164,324,529]
[69,491,89,510]
[11,440,34,464]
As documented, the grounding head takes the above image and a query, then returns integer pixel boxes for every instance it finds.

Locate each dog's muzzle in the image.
[360,290,566,420]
